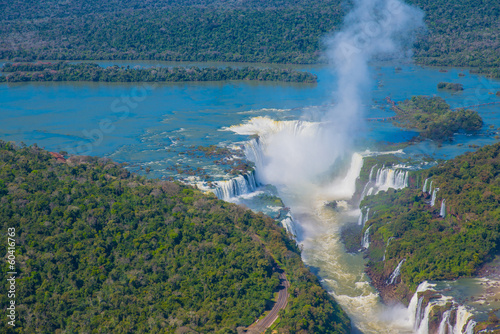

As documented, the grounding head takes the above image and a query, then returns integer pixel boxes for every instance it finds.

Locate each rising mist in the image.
[233,0,424,197]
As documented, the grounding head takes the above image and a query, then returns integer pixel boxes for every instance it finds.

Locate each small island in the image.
[437,82,463,91]
[391,95,483,141]
[0,62,318,83]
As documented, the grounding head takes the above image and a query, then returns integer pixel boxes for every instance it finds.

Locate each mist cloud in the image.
[234,0,424,196]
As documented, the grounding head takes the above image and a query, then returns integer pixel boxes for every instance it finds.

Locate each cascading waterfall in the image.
[369,164,378,182]
[408,281,435,327]
[366,166,409,194]
[465,320,476,334]
[213,170,259,200]
[243,138,264,176]
[431,188,439,207]
[375,166,383,184]
[440,199,446,217]
[358,207,370,226]
[232,123,480,333]
[362,226,371,249]
[387,259,405,285]
[360,182,372,201]
[414,296,425,331]
[437,309,452,334]
[422,178,430,193]
[429,180,434,196]
[357,206,366,225]
[281,213,298,238]
[407,281,476,334]
[363,207,370,226]
[454,306,473,334]
[359,164,408,202]
[415,297,454,334]
[382,236,394,261]
[418,303,433,334]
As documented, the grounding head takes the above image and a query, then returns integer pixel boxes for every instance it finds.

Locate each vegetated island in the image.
[391,95,483,141]
[356,143,500,331]
[0,62,318,83]
[437,82,464,91]
[1,0,498,77]
[0,141,350,334]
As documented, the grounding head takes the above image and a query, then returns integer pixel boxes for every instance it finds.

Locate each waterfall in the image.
[373,166,409,193]
[360,182,371,201]
[422,178,430,193]
[431,188,439,207]
[454,306,473,334]
[357,207,365,225]
[361,226,371,249]
[464,320,476,334]
[382,236,394,261]
[408,281,436,328]
[230,116,338,189]
[364,208,370,226]
[417,303,432,334]
[281,213,298,238]
[213,170,259,200]
[415,297,452,334]
[358,207,370,226]
[429,180,434,195]
[407,281,476,334]
[414,296,425,331]
[440,199,446,217]
[375,166,383,184]
[369,164,378,182]
[438,310,452,334]
[243,138,264,177]
[387,259,405,285]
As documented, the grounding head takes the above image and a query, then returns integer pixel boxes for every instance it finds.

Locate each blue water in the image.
[2,61,499,176]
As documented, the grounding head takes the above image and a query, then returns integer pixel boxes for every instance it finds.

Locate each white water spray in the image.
[281,213,299,239]
[369,164,378,181]
[374,166,408,193]
[437,310,453,334]
[387,259,405,285]
[382,236,394,261]
[464,320,476,334]
[431,188,439,207]
[422,177,429,193]
[440,199,446,217]
[358,207,370,226]
[362,226,371,248]
[406,281,476,334]
[228,0,424,331]
[213,171,259,200]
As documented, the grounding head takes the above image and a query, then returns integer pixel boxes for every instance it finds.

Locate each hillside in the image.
[0,141,350,333]
[358,143,500,304]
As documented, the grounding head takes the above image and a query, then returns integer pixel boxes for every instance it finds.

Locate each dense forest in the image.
[0,62,317,83]
[0,141,350,333]
[357,143,500,304]
[0,0,498,76]
[392,96,483,141]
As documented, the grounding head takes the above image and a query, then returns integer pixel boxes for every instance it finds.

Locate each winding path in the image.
[245,271,289,334]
